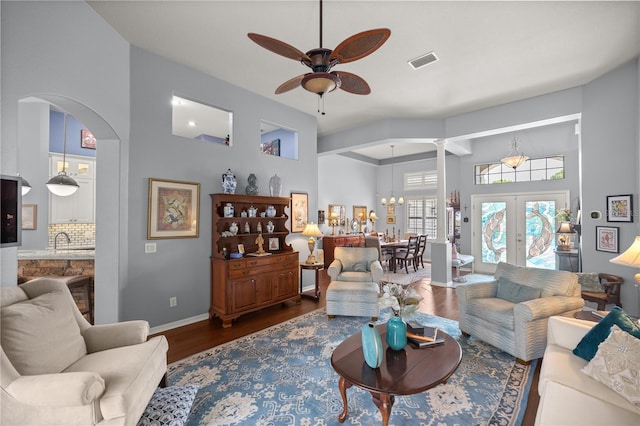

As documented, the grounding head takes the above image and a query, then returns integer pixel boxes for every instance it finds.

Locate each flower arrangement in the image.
[379,281,423,317]
[556,208,572,222]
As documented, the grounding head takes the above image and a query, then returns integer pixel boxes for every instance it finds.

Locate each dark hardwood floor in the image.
[153,267,538,425]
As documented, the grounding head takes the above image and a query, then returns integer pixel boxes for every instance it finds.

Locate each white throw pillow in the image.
[1,290,87,375]
[581,325,640,408]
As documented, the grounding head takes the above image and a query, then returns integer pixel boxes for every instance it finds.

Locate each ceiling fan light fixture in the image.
[301,72,341,95]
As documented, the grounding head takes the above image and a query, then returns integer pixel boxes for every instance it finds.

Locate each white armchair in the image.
[327,247,384,283]
[1,278,168,425]
[456,262,584,364]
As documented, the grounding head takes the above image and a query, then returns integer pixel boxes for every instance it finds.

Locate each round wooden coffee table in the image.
[331,324,462,426]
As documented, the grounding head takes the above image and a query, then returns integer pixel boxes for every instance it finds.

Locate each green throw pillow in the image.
[573,306,640,361]
[576,272,604,293]
[496,278,542,303]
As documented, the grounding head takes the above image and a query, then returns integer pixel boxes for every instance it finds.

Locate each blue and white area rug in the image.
[169,309,536,425]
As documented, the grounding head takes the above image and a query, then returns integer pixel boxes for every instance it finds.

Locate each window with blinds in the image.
[405,171,437,191]
[406,197,438,239]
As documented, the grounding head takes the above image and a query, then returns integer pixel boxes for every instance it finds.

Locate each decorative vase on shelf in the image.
[386,316,407,351]
[361,323,383,369]
[245,173,259,195]
[222,169,237,194]
[266,205,276,217]
[229,222,238,235]
[266,221,275,233]
[269,174,282,197]
[223,203,234,218]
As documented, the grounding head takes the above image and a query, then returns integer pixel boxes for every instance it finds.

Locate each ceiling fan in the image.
[248,0,390,113]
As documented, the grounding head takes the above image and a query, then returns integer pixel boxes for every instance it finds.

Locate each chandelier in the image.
[381,145,404,206]
[500,136,529,169]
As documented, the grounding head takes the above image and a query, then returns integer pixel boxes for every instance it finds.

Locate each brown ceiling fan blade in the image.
[248,33,311,63]
[330,28,391,64]
[335,71,371,95]
[275,75,306,94]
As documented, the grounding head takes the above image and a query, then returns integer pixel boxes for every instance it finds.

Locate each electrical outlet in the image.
[145,243,157,253]
[169,297,177,308]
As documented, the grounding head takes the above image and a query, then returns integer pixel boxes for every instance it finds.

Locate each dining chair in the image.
[413,235,427,269]
[395,235,419,273]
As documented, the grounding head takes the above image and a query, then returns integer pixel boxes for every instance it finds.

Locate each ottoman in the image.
[326,281,380,320]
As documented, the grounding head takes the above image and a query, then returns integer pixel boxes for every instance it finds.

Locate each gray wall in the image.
[126,47,317,326]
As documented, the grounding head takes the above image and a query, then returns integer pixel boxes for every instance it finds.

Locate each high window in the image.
[405,197,438,239]
[474,156,564,185]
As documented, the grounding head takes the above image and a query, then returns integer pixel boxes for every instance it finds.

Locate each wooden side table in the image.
[300,262,323,300]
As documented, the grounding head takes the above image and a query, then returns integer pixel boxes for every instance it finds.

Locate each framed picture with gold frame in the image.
[147,178,200,239]
[353,205,367,224]
[387,204,395,215]
[328,204,346,226]
[386,215,396,224]
[291,191,308,233]
[22,204,37,230]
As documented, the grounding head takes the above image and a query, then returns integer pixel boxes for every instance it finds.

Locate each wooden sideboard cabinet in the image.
[321,234,365,268]
[210,193,300,327]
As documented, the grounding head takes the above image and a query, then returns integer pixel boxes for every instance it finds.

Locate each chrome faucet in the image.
[54,232,71,250]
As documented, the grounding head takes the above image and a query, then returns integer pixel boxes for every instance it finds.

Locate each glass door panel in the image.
[524,201,556,269]
[481,201,507,264]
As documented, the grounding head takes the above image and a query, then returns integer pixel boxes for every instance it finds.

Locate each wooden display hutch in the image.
[210,193,300,327]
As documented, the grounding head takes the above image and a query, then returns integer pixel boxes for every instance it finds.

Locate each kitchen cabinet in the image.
[49,154,95,223]
[210,193,300,327]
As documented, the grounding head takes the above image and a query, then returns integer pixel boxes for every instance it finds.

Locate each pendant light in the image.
[380,145,404,206]
[20,176,32,195]
[47,112,79,196]
[500,135,529,169]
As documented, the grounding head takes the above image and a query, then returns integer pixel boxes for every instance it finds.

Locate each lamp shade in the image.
[556,222,574,234]
[610,236,640,267]
[302,222,323,237]
[21,177,32,195]
[46,173,79,196]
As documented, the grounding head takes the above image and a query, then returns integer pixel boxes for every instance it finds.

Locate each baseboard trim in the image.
[150,313,209,335]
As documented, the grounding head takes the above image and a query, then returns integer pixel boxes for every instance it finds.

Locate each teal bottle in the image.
[361,323,383,368]
[386,316,407,350]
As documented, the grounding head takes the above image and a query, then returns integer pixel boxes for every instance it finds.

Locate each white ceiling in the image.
[89,0,640,160]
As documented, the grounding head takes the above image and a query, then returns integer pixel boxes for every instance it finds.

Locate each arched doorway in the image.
[19,95,122,324]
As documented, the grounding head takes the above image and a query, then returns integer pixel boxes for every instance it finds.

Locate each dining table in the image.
[380,239,409,273]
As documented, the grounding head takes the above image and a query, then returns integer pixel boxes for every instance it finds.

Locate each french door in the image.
[471,191,569,274]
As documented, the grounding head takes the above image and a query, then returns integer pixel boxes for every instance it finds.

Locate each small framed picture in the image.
[387,204,395,215]
[606,194,633,222]
[81,129,96,149]
[268,238,279,251]
[291,192,308,233]
[21,204,37,230]
[596,226,619,253]
[237,244,245,254]
[386,215,396,224]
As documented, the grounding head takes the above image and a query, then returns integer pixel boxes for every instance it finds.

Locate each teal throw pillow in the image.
[496,278,541,303]
[573,306,640,361]
[352,262,369,272]
[576,273,604,293]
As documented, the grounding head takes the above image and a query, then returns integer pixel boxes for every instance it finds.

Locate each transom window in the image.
[474,155,564,185]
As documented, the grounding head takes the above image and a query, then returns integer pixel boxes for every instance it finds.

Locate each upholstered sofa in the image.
[456,262,584,363]
[535,315,640,425]
[1,278,169,425]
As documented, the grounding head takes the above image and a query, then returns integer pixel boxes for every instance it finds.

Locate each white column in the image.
[431,139,452,286]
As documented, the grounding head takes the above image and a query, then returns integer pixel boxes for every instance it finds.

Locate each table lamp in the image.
[610,236,640,287]
[302,222,323,264]
[556,222,574,251]
[369,210,378,234]
[329,212,339,235]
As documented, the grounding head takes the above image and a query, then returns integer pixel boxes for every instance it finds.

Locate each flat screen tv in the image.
[1,175,22,247]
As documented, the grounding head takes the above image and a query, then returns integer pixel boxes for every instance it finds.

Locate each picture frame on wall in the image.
[596,226,619,253]
[147,178,200,239]
[269,238,280,251]
[291,192,308,233]
[386,215,396,224]
[606,194,633,222]
[328,204,346,226]
[353,205,367,224]
[21,204,37,230]
[81,129,96,149]
[387,204,395,215]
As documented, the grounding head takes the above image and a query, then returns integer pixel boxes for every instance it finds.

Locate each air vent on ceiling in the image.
[408,51,439,70]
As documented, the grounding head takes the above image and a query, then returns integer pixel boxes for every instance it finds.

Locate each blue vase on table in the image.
[386,316,407,350]
[361,323,384,368]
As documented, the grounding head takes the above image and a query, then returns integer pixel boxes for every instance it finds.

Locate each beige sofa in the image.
[456,262,584,363]
[535,316,640,425]
[1,278,168,425]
